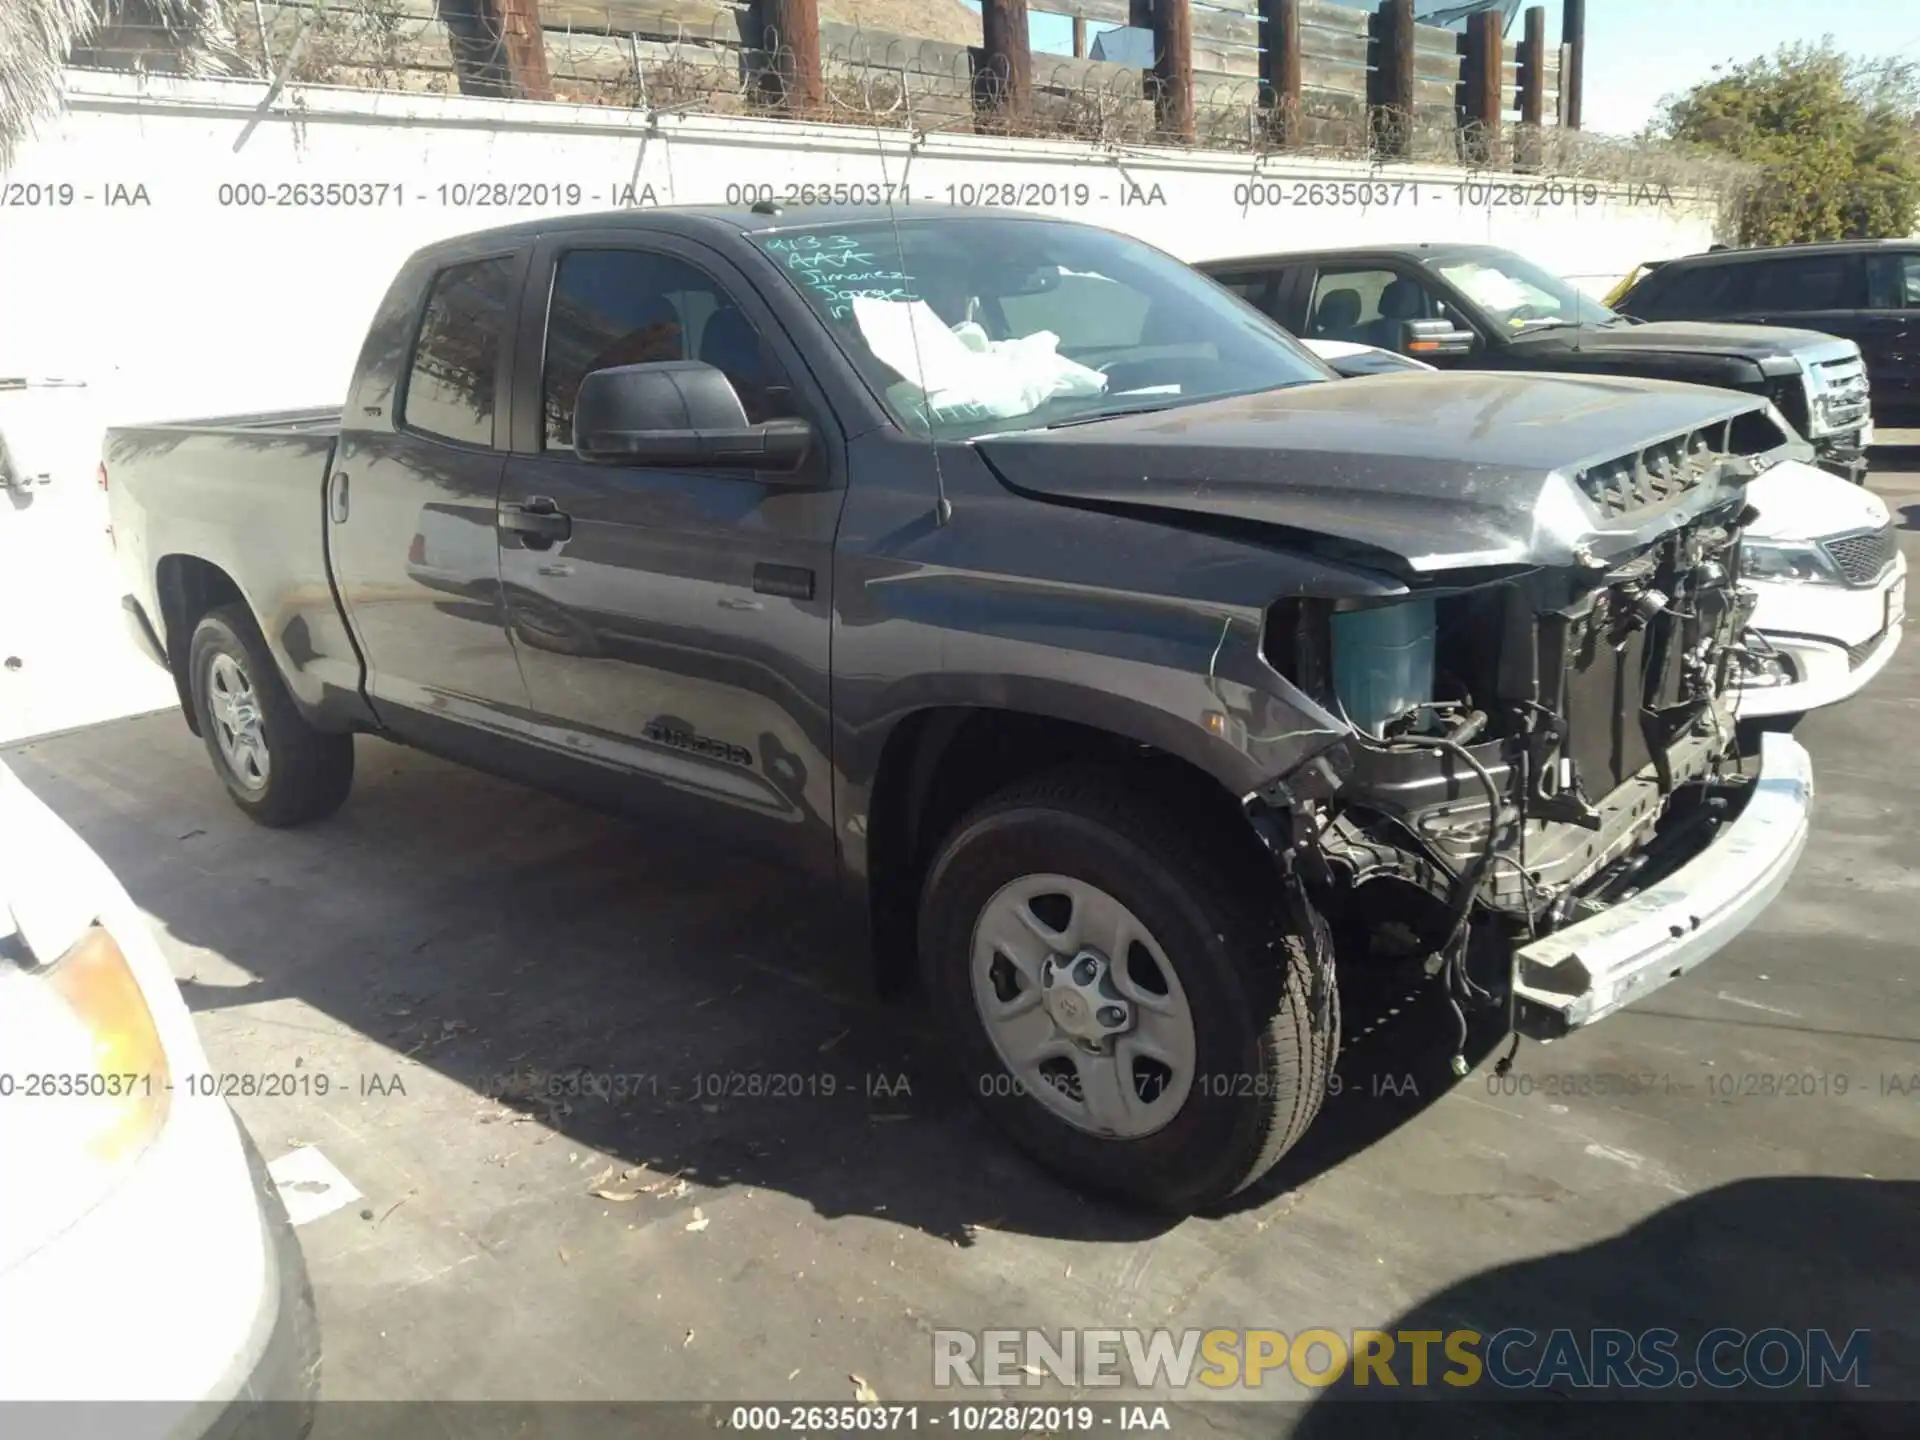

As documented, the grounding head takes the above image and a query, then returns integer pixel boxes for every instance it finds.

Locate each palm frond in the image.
[1,0,230,169]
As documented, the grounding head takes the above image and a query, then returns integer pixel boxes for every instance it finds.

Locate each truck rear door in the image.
[494,230,846,876]
[330,244,534,734]
[1862,249,1920,430]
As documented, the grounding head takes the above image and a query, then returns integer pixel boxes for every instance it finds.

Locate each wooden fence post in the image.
[1458,7,1501,163]
[979,0,1033,126]
[1519,5,1545,127]
[751,0,823,115]
[1370,0,1415,159]
[438,0,552,100]
[1517,3,1546,170]
[1152,0,1195,142]
[1072,15,1087,59]
[1260,0,1301,144]
[1561,0,1584,129]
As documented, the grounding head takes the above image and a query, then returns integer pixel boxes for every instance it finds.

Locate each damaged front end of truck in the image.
[1249,403,1815,1053]
[978,371,1817,1056]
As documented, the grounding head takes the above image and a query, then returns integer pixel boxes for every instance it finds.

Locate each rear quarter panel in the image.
[105,424,368,727]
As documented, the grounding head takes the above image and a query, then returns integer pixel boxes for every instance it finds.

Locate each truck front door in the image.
[495,235,846,876]
[330,247,534,734]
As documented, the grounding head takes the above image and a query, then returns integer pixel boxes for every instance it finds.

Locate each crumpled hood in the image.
[973,371,1768,574]
[1538,320,1858,364]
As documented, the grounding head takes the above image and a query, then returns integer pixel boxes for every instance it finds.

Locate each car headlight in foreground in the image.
[1740,540,1847,586]
[0,917,173,1261]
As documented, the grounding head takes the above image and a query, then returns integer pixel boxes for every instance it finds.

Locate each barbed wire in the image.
[53,0,1756,207]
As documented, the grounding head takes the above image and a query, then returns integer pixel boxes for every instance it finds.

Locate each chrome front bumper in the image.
[1512,732,1814,1037]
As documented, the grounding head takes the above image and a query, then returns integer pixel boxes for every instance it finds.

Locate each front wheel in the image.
[918,767,1339,1212]
[188,604,354,827]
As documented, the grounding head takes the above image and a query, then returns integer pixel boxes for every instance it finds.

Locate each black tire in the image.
[187,604,354,827]
[917,766,1339,1213]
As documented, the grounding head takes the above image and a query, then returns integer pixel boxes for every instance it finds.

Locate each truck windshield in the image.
[748,216,1331,438]
[1429,251,1622,332]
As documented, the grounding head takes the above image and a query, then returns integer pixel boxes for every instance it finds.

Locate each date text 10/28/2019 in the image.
[728,1405,1170,1433]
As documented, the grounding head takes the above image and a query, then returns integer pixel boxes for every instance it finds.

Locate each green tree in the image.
[1650,41,1920,246]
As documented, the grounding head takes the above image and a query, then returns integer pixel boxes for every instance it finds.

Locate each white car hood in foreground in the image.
[1743,458,1890,540]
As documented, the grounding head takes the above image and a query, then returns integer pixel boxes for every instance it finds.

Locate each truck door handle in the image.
[498,497,571,545]
[328,472,349,523]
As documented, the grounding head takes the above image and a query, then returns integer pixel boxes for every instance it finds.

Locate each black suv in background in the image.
[1199,242,1876,482]
[1613,239,1919,434]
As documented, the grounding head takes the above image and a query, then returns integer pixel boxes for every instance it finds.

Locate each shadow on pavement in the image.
[1287,1176,1917,1437]
[5,719,1511,1250]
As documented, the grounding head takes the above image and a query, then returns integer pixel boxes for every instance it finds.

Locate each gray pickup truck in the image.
[105,206,1814,1212]
[1198,243,1876,484]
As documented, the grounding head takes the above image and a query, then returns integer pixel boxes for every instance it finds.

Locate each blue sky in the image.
[961,0,1920,136]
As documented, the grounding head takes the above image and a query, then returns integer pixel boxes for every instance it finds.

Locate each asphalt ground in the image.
[5,458,1918,1439]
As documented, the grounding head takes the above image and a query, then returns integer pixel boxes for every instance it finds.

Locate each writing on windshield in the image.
[761,233,918,320]
[750,217,1329,438]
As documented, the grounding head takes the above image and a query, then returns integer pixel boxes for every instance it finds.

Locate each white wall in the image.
[0,69,1719,743]
[1,69,1720,427]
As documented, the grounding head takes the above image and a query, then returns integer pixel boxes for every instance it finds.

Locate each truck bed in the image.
[110,407,343,437]
[104,409,364,725]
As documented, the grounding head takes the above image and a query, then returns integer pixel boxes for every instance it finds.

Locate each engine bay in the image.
[1257,478,1763,957]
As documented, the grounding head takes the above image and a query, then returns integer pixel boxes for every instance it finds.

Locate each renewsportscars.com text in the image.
[933,1327,1872,1392]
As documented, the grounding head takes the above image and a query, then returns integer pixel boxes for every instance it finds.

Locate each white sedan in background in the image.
[1299,338,1908,723]
[0,760,319,1438]
[1734,459,1906,719]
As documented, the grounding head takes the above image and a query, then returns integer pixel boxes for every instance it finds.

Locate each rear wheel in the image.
[188,604,354,827]
[918,767,1339,1212]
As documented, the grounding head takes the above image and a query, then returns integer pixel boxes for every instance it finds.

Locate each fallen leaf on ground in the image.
[591,1188,643,1202]
[558,1248,569,1264]
[685,1208,710,1233]
[658,1178,690,1200]
[683,1329,696,1347]
[587,1164,616,1188]
[851,1375,879,1404]
[787,1369,800,1381]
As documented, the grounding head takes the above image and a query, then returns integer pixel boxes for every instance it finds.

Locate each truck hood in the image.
[972,371,1766,576]
[1515,320,1859,367]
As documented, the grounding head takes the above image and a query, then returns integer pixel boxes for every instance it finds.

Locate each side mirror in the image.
[573,360,813,473]
[1402,318,1477,357]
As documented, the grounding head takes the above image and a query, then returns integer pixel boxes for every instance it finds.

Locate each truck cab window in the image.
[1203,269,1278,316]
[402,256,517,448]
[1639,263,1747,317]
[542,249,795,450]
[1866,253,1920,310]
[1308,268,1460,351]
[1742,255,1861,312]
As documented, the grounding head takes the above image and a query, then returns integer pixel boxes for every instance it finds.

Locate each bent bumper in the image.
[1512,732,1814,1038]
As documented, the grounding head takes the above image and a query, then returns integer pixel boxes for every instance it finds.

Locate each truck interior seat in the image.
[1311,289,1364,342]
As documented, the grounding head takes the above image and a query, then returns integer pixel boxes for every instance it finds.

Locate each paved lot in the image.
[6,464,1920,1434]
